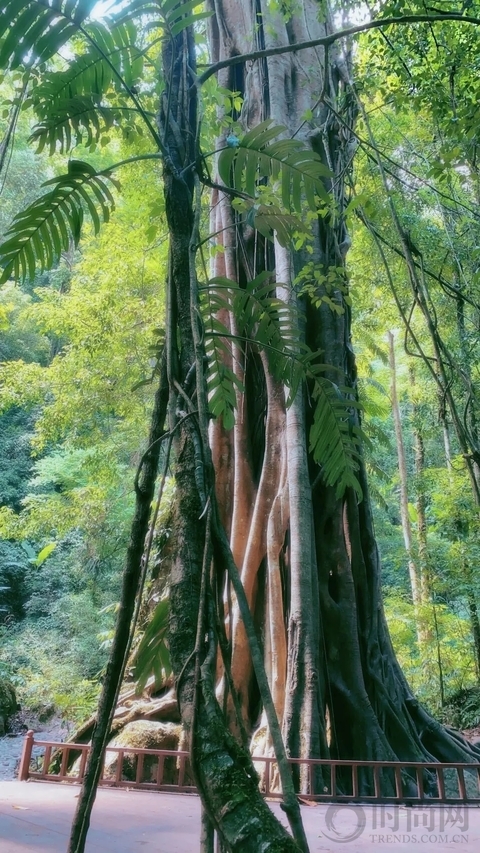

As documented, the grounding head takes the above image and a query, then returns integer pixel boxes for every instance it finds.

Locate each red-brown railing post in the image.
[18,730,35,781]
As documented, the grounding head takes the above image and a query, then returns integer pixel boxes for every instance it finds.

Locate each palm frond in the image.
[132,597,171,693]
[0,0,98,69]
[0,160,119,283]
[218,120,332,212]
[30,20,144,99]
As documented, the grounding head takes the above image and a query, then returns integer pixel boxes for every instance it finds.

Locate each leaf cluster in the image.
[0,0,98,70]
[0,161,118,283]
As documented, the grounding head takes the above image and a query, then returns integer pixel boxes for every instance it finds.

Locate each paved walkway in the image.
[1,781,480,851]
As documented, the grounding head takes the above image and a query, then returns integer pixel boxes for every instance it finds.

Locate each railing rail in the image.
[18,730,480,804]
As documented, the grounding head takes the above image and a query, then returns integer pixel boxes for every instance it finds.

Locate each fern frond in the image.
[0,160,119,283]
[132,597,171,693]
[252,204,310,248]
[308,371,363,498]
[29,96,145,154]
[202,271,305,426]
[25,20,146,152]
[218,120,332,212]
[205,332,242,431]
[202,271,294,429]
[29,19,144,104]
[0,0,98,69]
[202,273,364,497]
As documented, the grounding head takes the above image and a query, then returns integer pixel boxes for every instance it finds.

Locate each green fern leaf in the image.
[132,597,172,693]
[218,120,332,212]
[201,271,304,427]
[0,0,98,69]
[26,20,146,154]
[29,96,144,154]
[308,370,363,498]
[204,315,243,429]
[0,161,119,284]
[252,204,310,247]
[202,272,363,498]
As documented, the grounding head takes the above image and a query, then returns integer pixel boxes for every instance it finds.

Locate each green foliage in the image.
[202,272,363,496]
[0,160,119,283]
[0,409,36,512]
[0,539,29,621]
[0,146,165,719]
[0,530,120,721]
[385,592,477,713]
[0,284,51,363]
[443,687,480,730]
[28,20,147,154]
[0,621,101,723]
[116,0,213,39]
[0,1,99,70]
[308,372,363,497]
[132,597,171,692]
[201,271,302,427]
[218,120,332,212]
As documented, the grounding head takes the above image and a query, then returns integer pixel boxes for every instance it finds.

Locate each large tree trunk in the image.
[161,18,306,853]
[204,0,480,779]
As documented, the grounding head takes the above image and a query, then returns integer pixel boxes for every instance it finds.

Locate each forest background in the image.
[1,0,480,835]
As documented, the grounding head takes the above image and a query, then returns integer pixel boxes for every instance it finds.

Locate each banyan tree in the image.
[1,1,479,851]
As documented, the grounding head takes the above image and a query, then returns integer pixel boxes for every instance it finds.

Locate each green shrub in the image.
[443,687,480,730]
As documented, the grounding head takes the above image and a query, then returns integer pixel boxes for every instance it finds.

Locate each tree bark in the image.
[204,0,480,780]
[161,19,307,852]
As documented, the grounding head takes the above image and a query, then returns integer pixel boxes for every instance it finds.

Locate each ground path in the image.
[1,781,480,852]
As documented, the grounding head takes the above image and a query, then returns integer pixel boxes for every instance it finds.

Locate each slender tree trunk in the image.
[410,368,443,701]
[67,363,169,853]
[387,332,423,640]
[456,290,480,492]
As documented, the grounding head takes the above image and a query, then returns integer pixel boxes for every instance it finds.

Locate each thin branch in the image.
[354,208,480,312]
[100,152,163,175]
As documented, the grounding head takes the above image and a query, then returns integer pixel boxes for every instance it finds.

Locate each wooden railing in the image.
[18,730,480,804]
[19,731,195,793]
